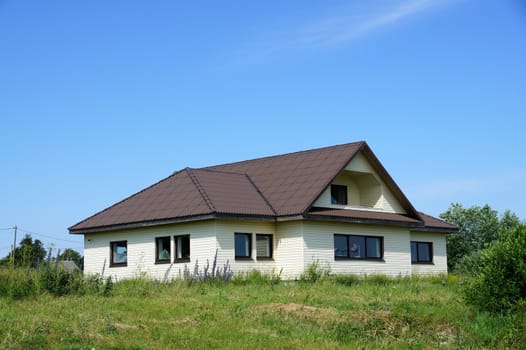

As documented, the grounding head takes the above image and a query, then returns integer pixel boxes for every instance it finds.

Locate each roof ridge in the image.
[192,167,245,176]
[186,167,216,212]
[68,169,187,231]
[244,174,278,216]
[205,141,366,170]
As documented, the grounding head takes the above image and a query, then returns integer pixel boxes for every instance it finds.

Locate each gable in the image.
[69,141,455,234]
[312,151,408,214]
[207,142,364,215]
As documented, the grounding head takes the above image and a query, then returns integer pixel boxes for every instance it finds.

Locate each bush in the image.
[463,225,526,312]
[454,250,484,276]
[300,260,330,283]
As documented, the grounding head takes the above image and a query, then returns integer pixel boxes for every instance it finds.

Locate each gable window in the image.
[334,234,383,260]
[110,240,127,267]
[174,235,190,262]
[331,185,348,205]
[235,233,252,259]
[256,234,273,259]
[411,241,433,264]
[155,236,171,264]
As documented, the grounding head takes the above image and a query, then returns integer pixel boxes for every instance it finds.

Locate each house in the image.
[69,141,457,280]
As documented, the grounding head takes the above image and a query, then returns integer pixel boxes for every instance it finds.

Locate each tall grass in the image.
[1,272,524,349]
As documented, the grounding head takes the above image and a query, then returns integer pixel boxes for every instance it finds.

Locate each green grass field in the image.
[1,274,524,349]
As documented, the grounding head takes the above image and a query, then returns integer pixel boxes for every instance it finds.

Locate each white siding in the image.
[302,221,413,277]
[83,220,216,281]
[410,232,448,275]
[345,153,373,172]
[275,221,304,279]
[312,151,406,214]
[215,219,277,275]
[383,186,406,213]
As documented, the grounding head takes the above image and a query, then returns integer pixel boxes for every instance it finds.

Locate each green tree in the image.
[464,224,526,312]
[0,234,47,268]
[500,209,522,231]
[440,203,500,271]
[59,248,83,268]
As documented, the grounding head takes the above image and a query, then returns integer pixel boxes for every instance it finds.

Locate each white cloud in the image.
[299,0,444,48]
[230,0,460,64]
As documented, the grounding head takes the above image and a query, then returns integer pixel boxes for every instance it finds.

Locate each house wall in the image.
[410,231,448,275]
[302,221,414,276]
[274,221,304,279]
[83,220,216,281]
[215,219,276,275]
[83,219,448,280]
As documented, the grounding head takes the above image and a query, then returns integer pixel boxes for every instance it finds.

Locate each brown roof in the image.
[416,212,459,232]
[69,141,457,233]
[306,207,422,226]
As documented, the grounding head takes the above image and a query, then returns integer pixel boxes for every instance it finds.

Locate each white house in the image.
[69,141,457,280]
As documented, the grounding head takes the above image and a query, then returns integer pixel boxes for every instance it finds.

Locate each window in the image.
[411,241,433,264]
[110,241,127,267]
[235,233,252,259]
[174,235,190,262]
[331,185,348,205]
[155,236,171,264]
[334,234,383,260]
[256,234,273,259]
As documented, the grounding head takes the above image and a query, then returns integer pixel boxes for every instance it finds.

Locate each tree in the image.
[59,248,83,268]
[0,234,47,268]
[463,224,526,312]
[440,203,500,271]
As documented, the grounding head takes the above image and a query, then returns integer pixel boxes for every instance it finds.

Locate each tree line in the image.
[0,234,83,269]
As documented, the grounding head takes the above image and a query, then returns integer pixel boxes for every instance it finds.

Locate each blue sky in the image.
[1,0,525,258]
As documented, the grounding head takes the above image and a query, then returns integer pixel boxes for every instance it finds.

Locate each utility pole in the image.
[11,225,17,268]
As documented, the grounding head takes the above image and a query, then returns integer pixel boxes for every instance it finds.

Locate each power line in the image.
[17,227,81,244]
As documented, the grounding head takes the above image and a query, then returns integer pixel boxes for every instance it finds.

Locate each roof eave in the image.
[303,213,422,228]
[68,214,217,234]
[411,226,459,233]
[68,212,278,234]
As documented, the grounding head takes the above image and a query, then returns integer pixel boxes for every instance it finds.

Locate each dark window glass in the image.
[110,241,127,267]
[334,234,348,257]
[331,185,348,205]
[174,235,190,261]
[411,241,433,263]
[256,234,272,259]
[235,233,252,258]
[349,235,365,258]
[334,234,383,260]
[155,236,171,263]
[366,237,382,259]
[411,242,418,263]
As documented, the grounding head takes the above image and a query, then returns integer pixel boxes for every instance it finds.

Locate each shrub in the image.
[300,260,330,283]
[463,225,526,312]
[454,250,484,276]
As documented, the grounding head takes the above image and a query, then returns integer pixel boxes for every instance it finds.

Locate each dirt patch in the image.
[253,302,338,321]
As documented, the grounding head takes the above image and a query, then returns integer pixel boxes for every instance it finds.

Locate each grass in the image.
[1,273,524,349]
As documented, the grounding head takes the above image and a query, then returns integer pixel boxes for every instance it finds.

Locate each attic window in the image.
[331,185,348,205]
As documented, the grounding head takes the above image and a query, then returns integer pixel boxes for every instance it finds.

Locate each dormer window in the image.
[331,185,348,205]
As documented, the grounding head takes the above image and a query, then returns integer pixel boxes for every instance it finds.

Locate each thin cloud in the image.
[300,0,443,47]
[230,0,459,64]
